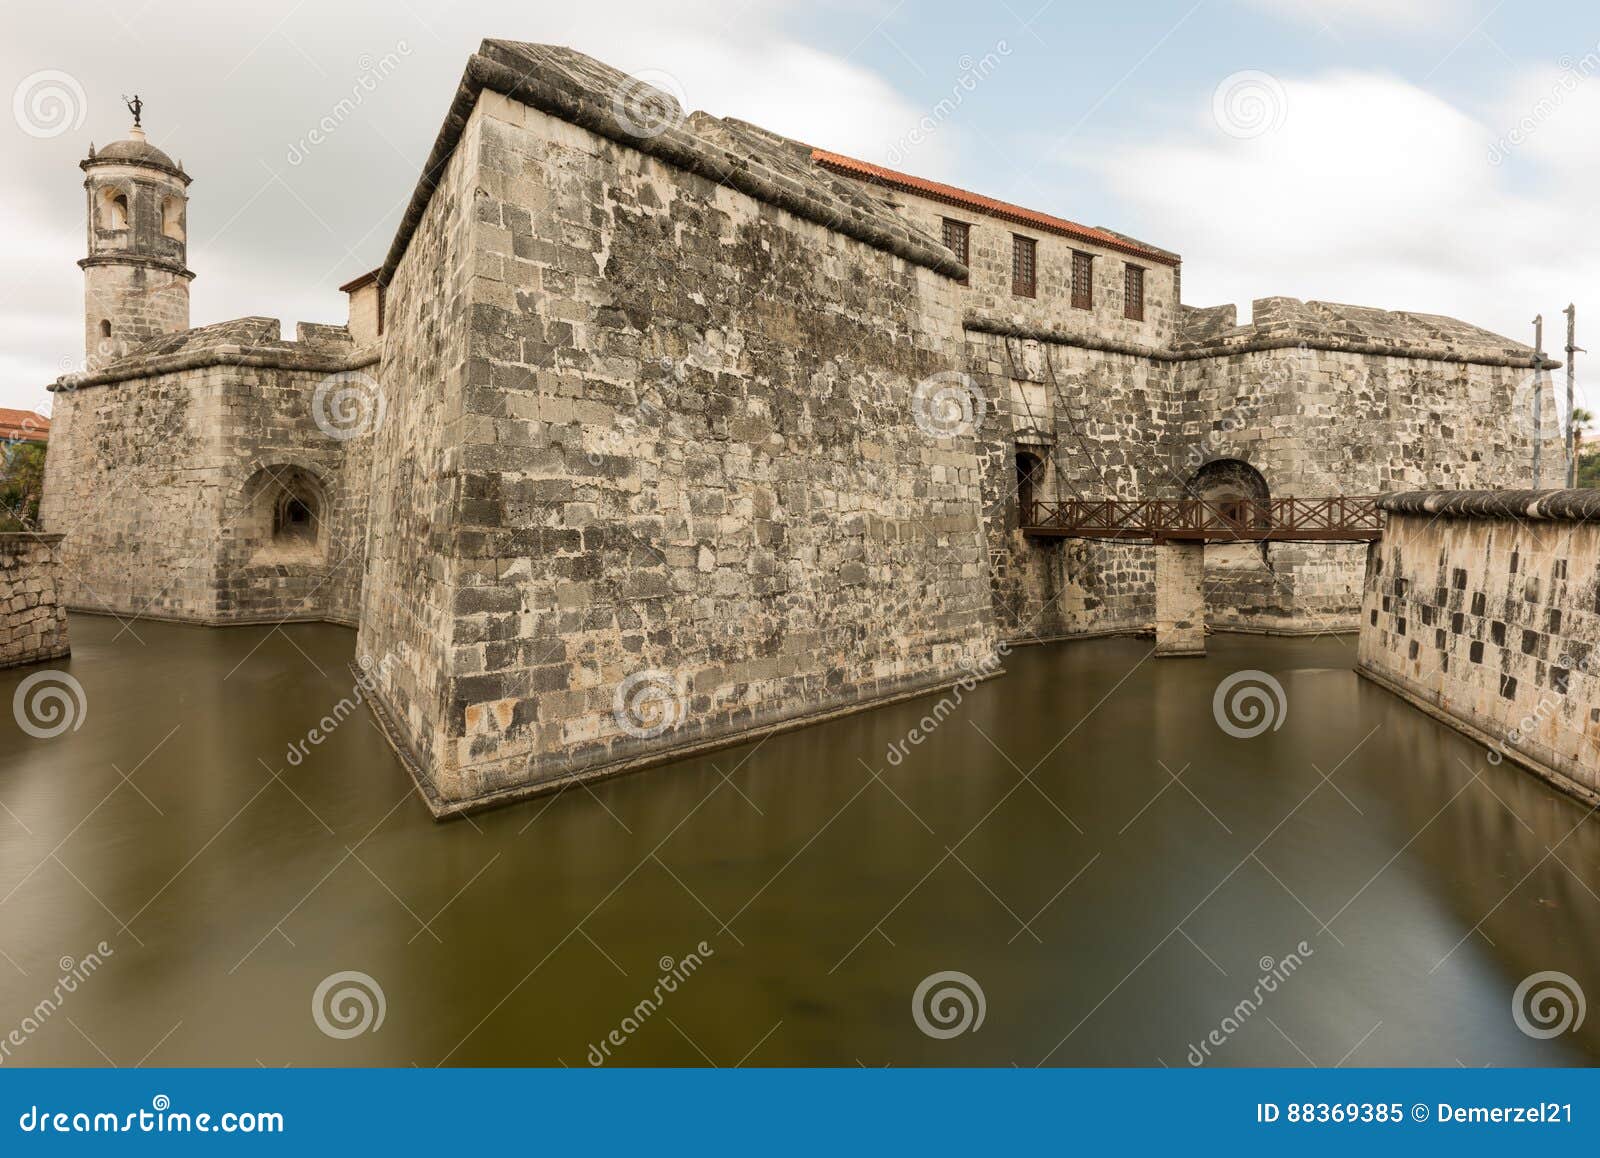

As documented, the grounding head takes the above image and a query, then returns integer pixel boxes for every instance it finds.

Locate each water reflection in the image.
[0,617,1595,1066]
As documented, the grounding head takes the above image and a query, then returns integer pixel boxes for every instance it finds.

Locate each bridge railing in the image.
[1022,495,1382,543]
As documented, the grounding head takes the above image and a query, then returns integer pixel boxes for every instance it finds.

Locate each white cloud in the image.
[1079,68,1600,405]
[0,0,939,409]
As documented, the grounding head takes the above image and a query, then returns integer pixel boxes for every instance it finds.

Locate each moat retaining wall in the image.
[1359,490,1600,803]
[0,534,69,669]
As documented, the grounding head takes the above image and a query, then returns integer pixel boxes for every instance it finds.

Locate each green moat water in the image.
[1,615,1596,1066]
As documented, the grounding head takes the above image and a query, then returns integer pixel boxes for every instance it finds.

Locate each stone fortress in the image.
[36,40,1561,815]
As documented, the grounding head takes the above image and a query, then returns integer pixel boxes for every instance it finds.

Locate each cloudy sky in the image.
[4,0,1598,417]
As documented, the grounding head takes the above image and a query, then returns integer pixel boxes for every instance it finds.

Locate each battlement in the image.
[1174,296,1544,367]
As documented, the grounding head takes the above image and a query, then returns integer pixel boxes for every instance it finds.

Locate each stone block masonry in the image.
[41,319,376,628]
[32,38,1569,815]
[1155,543,1206,655]
[0,535,69,669]
[1359,490,1600,804]
[354,44,998,812]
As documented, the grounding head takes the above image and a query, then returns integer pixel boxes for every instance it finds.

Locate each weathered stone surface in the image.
[32,40,1566,814]
[1155,542,1206,656]
[40,318,376,627]
[0,535,69,668]
[1359,493,1600,802]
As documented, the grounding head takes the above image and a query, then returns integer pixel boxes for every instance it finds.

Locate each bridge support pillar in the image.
[1155,542,1206,657]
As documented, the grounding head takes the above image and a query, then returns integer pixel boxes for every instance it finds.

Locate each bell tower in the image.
[78,96,193,366]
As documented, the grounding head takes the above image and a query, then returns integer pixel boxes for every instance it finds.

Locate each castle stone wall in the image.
[1171,346,1553,633]
[39,325,375,627]
[0,534,69,669]
[355,107,483,796]
[1359,491,1600,803]
[959,323,1550,641]
[41,370,223,618]
[967,333,1169,641]
[370,94,998,809]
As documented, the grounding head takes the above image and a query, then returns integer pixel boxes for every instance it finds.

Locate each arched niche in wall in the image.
[240,463,331,564]
[1187,457,1272,558]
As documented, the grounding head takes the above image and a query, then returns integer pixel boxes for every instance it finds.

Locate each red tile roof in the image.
[338,268,380,293]
[811,149,1179,267]
[0,408,49,445]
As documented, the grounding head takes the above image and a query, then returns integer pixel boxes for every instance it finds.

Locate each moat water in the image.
[1,615,1597,1066]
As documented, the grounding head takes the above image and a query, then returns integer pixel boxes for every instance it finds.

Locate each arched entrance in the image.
[1187,458,1270,531]
[241,464,330,564]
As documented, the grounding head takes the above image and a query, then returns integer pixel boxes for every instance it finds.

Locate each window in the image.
[1012,235,1036,298]
[1124,264,1145,321]
[98,319,112,339]
[1071,251,1094,310]
[101,188,129,231]
[941,218,970,285]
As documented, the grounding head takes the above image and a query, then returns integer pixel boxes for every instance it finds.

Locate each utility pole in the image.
[1565,304,1583,488]
[1533,314,1544,487]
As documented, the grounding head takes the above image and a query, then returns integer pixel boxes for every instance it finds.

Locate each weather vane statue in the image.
[123,93,142,128]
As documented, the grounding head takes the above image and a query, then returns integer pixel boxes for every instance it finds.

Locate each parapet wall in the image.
[0,534,69,668]
[1359,490,1600,803]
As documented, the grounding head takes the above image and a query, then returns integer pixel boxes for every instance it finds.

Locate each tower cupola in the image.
[78,97,193,365]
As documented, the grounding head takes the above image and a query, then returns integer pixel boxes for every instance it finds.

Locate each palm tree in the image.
[1572,407,1594,446]
[1574,409,1600,488]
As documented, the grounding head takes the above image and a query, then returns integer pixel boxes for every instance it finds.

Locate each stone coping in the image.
[377,41,966,290]
[1379,489,1600,522]
[50,343,380,393]
[965,315,1551,368]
